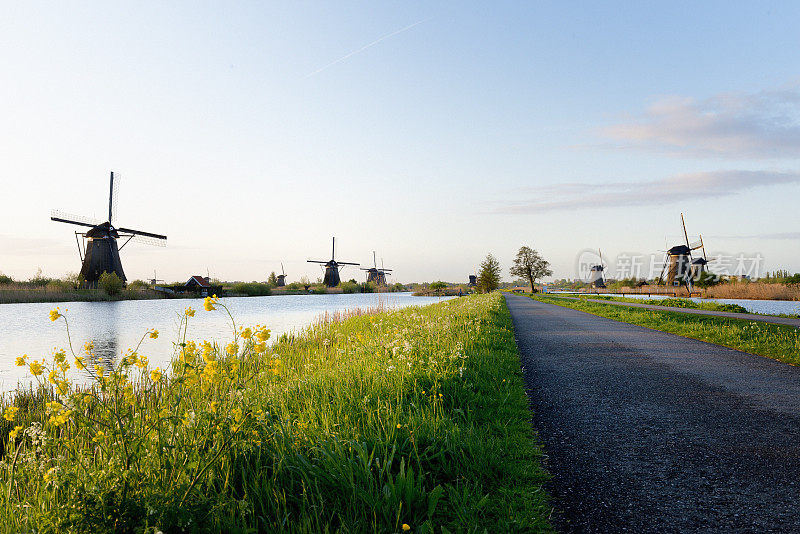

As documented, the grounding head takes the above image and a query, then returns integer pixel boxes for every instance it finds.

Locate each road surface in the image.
[505,294,800,533]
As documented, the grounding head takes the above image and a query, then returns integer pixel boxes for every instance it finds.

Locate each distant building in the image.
[185,275,213,296]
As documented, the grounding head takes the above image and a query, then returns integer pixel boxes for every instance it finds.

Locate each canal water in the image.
[0,293,451,392]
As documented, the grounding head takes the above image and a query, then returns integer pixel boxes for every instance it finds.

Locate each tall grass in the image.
[0,294,551,532]
[704,282,800,301]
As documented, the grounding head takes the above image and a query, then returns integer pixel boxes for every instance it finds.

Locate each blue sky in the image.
[1,2,799,283]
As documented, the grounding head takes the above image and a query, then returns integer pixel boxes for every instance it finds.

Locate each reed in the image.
[704,282,800,301]
[0,294,551,532]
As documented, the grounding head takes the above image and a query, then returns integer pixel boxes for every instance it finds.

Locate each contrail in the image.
[304,18,429,79]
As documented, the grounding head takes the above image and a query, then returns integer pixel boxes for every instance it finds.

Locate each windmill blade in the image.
[128,234,167,247]
[337,261,360,266]
[379,268,393,272]
[109,172,121,224]
[116,227,167,240]
[51,210,100,228]
[307,260,328,264]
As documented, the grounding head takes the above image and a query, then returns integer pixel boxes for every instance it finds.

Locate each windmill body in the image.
[589,249,606,288]
[51,172,167,288]
[308,237,359,288]
[658,214,707,291]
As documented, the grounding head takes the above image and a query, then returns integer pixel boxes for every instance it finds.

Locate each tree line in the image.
[475,246,552,293]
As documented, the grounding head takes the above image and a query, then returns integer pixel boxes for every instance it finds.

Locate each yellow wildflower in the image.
[226,343,238,356]
[15,355,27,367]
[48,308,61,321]
[74,356,86,370]
[256,328,271,342]
[29,360,44,376]
[402,525,411,531]
[135,356,149,369]
[150,368,162,382]
[159,408,170,419]
[46,400,63,413]
[241,327,252,340]
[92,430,105,443]
[9,426,22,440]
[149,330,159,339]
[396,423,402,429]
[3,407,19,422]
[94,365,105,377]
[56,380,69,396]
[48,369,58,384]
[185,306,196,317]
[53,350,66,364]
[84,341,94,354]
[209,401,218,413]
[203,296,216,311]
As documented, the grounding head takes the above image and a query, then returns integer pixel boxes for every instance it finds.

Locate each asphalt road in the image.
[553,296,800,328]
[505,294,800,533]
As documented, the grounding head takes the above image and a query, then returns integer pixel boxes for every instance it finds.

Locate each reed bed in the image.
[704,282,800,301]
[0,287,164,304]
[0,294,550,533]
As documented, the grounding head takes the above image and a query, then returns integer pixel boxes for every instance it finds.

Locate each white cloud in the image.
[495,170,800,213]
[603,86,800,158]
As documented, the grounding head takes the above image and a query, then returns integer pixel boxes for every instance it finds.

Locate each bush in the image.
[286,282,303,290]
[45,280,74,292]
[28,268,52,287]
[340,281,360,294]
[391,283,406,292]
[0,274,12,285]
[98,271,124,296]
[231,282,272,296]
[128,279,150,290]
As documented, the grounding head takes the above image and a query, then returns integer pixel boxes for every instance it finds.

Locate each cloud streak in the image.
[304,18,429,79]
[603,86,800,158]
[494,170,800,213]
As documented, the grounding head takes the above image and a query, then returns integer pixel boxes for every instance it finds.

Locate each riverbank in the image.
[0,293,551,532]
[0,287,168,304]
[530,294,800,366]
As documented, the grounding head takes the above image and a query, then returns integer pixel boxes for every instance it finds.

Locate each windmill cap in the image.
[86,222,118,238]
[667,245,692,255]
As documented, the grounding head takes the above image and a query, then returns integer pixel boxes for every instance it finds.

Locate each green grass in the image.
[575,295,750,313]
[0,294,551,533]
[532,295,800,366]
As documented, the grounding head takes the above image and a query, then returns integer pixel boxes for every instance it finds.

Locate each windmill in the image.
[361,251,392,286]
[307,237,360,287]
[276,263,287,287]
[51,172,167,288]
[589,249,606,289]
[657,213,704,292]
[148,270,164,286]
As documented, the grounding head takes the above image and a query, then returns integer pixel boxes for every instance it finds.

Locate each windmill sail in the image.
[308,237,359,287]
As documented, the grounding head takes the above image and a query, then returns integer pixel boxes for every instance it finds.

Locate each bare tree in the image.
[509,246,552,293]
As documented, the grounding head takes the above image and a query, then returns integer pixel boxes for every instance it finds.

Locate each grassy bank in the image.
[574,295,751,314]
[0,287,167,304]
[531,295,800,366]
[0,294,551,532]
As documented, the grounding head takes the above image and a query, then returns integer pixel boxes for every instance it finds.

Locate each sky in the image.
[1,1,799,284]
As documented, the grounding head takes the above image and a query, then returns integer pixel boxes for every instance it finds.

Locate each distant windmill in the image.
[589,249,607,289]
[657,213,704,292]
[307,237,360,287]
[468,275,477,287]
[51,172,167,288]
[276,263,287,287]
[149,270,164,286]
[361,251,392,286]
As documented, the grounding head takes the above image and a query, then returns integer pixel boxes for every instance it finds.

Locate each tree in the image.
[477,254,502,293]
[267,272,277,286]
[429,281,448,294]
[509,246,552,293]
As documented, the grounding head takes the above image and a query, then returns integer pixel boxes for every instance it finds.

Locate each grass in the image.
[0,287,166,304]
[574,295,750,314]
[704,282,800,301]
[531,294,800,366]
[0,294,551,533]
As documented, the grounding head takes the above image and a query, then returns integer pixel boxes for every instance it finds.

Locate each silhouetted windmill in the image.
[657,213,703,292]
[148,270,164,286]
[51,172,167,288]
[276,263,287,287]
[361,251,392,286]
[307,237,360,287]
[589,249,606,289]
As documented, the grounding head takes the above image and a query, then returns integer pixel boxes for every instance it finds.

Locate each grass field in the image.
[0,294,551,533]
[532,295,800,366]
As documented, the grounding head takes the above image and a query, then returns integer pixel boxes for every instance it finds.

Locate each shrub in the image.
[340,281,360,294]
[0,274,12,285]
[231,282,271,296]
[128,279,150,290]
[98,271,124,296]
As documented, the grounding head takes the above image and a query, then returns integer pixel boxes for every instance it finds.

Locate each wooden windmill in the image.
[657,213,704,292]
[361,251,392,286]
[276,263,287,287]
[589,249,606,289]
[51,172,167,288]
[307,237,360,287]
